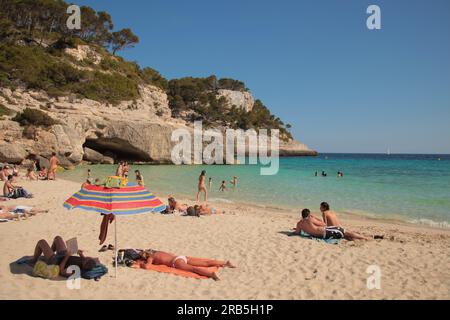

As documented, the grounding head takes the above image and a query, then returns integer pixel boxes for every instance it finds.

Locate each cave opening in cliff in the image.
[83,138,153,163]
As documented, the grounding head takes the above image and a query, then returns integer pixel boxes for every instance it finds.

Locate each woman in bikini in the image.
[139,249,236,281]
[196,170,208,201]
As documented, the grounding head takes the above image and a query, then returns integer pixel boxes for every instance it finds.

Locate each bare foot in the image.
[225,261,236,268]
[211,273,220,281]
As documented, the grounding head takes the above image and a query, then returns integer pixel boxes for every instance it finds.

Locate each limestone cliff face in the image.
[216,89,255,112]
[0,84,316,167]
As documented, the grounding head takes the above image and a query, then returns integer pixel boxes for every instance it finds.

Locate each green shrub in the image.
[12,108,58,127]
[73,71,139,104]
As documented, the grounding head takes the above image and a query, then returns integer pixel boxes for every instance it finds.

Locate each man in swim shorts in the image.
[294,209,345,240]
[320,202,368,240]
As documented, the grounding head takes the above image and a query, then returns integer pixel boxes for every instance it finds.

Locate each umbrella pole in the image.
[114,216,117,278]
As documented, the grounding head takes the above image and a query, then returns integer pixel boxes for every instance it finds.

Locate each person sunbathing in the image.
[294,209,346,240]
[29,236,98,277]
[167,196,188,213]
[139,249,236,281]
[0,204,47,216]
[194,204,221,215]
[320,202,369,241]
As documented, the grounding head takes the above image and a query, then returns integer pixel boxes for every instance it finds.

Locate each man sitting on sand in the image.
[320,202,368,241]
[138,249,236,281]
[294,209,347,240]
[3,175,33,199]
[29,236,99,278]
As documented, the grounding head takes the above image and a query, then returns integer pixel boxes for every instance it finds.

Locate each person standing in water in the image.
[48,152,60,180]
[115,162,123,177]
[196,170,208,201]
[208,177,213,190]
[219,180,227,192]
[230,176,238,187]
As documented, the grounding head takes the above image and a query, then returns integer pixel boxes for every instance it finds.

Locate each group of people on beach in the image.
[6,158,374,283]
[196,170,238,201]
[1,153,60,200]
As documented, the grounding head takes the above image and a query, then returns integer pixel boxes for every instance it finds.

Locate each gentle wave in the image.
[409,219,450,229]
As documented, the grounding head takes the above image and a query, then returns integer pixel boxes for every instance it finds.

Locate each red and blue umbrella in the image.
[63,181,166,277]
[63,182,166,215]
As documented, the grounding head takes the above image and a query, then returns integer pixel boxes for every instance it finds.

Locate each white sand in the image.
[0,179,449,300]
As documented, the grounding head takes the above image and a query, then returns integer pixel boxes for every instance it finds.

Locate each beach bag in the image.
[32,261,60,279]
[81,264,108,280]
[105,176,127,189]
[121,249,142,261]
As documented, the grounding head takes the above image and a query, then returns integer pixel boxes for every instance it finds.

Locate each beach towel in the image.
[131,258,220,279]
[289,230,341,245]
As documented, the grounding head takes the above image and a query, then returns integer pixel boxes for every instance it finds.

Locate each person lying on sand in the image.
[0,205,47,220]
[167,197,188,214]
[29,236,99,277]
[194,204,222,215]
[294,209,347,240]
[139,249,236,281]
[0,205,47,215]
[320,202,369,241]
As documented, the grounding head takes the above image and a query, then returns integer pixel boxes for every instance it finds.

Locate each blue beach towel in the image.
[289,230,341,245]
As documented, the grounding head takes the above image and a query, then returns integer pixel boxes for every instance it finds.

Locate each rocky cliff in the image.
[0,84,316,167]
[0,44,316,167]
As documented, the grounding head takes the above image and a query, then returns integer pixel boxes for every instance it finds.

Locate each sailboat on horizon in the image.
[387,147,391,156]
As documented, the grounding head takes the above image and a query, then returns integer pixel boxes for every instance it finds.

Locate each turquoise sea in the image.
[60,154,450,228]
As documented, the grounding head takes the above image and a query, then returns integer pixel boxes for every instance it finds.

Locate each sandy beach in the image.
[0,178,449,300]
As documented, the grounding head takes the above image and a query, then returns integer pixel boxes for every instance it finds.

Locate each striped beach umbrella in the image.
[63,181,166,277]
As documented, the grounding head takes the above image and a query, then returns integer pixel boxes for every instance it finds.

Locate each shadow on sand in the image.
[9,256,66,281]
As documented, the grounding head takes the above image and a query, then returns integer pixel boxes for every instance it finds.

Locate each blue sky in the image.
[72,0,450,154]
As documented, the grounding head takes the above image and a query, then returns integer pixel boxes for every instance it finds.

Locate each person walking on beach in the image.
[320,202,368,240]
[196,170,208,201]
[47,152,60,180]
[139,249,236,281]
